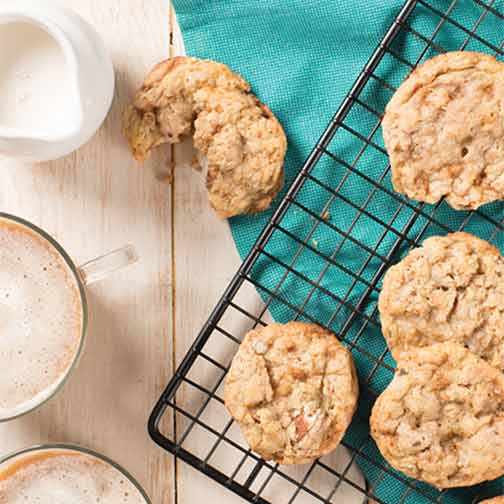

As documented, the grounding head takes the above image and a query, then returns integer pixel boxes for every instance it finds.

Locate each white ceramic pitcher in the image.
[0,0,114,162]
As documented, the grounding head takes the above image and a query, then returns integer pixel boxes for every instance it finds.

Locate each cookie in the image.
[123,56,287,218]
[481,498,504,504]
[382,51,504,210]
[379,232,504,371]
[371,343,504,489]
[224,322,358,465]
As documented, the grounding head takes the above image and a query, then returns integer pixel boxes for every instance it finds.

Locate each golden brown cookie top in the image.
[122,56,286,218]
[224,322,358,465]
[379,232,504,371]
[481,498,504,504]
[383,51,504,210]
[193,86,286,216]
[371,343,504,489]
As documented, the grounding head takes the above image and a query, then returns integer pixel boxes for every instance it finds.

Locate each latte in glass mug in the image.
[0,447,149,503]
[0,216,84,420]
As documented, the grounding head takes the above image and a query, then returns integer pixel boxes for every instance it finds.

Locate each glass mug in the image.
[0,212,137,421]
[0,444,150,503]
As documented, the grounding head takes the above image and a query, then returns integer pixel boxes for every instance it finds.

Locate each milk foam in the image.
[0,449,147,503]
[0,218,83,419]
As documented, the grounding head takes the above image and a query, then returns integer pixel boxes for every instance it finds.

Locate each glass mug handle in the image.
[78,244,138,285]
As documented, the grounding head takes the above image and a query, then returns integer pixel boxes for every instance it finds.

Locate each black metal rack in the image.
[149,1,504,502]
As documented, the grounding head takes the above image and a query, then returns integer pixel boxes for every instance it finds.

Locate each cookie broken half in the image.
[123,57,287,218]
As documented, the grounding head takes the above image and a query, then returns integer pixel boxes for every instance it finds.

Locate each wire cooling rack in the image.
[149,1,504,503]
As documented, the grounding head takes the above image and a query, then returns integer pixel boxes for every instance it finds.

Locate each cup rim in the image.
[0,212,88,422]
[0,443,151,503]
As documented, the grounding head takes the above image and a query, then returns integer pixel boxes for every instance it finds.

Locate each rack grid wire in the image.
[149,1,504,503]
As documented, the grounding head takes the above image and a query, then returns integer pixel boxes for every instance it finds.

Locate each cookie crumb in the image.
[191,155,202,172]
[155,168,173,185]
[253,341,268,355]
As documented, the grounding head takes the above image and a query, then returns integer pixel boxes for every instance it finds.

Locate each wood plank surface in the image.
[0,2,173,503]
[168,12,246,503]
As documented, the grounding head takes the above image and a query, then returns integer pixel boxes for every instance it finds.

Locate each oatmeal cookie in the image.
[224,322,358,465]
[379,232,504,371]
[371,343,504,489]
[382,51,504,210]
[123,57,286,218]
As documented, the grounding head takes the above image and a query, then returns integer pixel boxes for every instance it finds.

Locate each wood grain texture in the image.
[0,2,173,502]
[168,12,246,503]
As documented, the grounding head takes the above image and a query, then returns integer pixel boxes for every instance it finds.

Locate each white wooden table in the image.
[0,3,364,503]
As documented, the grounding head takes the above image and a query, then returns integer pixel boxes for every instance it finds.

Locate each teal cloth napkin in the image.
[171,1,504,502]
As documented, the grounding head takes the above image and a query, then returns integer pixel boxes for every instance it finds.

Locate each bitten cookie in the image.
[379,232,504,371]
[123,56,286,218]
[224,322,358,465]
[382,51,504,210]
[370,343,504,489]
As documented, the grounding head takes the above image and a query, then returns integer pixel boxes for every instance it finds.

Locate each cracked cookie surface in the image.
[122,56,286,218]
[382,51,504,210]
[379,232,504,371]
[224,322,358,465]
[371,343,504,489]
